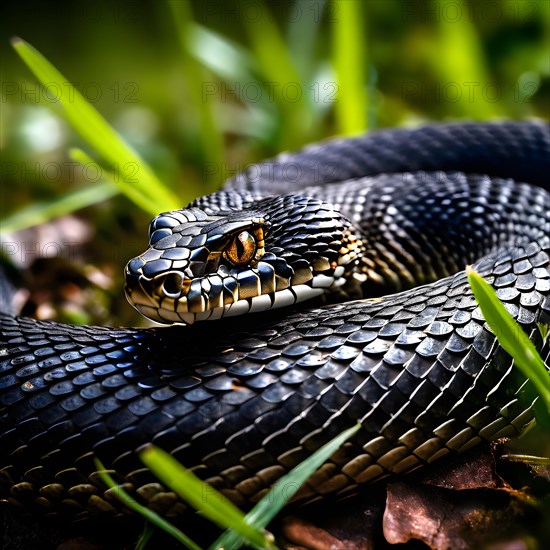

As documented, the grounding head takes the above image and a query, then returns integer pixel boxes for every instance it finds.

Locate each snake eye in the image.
[225,231,256,265]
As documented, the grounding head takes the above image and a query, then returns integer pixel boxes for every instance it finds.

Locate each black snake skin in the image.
[0,121,549,520]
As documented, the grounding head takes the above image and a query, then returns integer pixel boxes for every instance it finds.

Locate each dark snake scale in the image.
[1,122,549,519]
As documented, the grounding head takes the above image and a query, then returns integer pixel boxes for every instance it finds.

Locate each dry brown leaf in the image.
[382,480,529,549]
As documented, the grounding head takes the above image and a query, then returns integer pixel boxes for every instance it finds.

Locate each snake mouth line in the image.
[125,236,350,325]
[126,278,338,325]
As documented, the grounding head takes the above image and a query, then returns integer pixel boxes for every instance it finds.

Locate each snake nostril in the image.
[162,272,184,297]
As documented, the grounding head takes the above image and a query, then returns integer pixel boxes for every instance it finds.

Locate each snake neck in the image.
[310,171,550,298]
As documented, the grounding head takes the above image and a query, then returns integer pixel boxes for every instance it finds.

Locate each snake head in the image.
[125,191,362,325]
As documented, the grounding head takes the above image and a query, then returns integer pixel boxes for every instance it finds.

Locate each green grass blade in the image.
[0,149,119,233]
[212,423,361,550]
[140,445,275,550]
[68,147,160,214]
[11,37,180,214]
[1,159,118,233]
[538,323,549,345]
[241,0,311,149]
[466,266,550,411]
[248,423,361,525]
[287,0,325,82]
[186,23,278,139]
[67,148,159,214]
[136,522,157,550]
[332,0,367,134]
[287,1,331,135]
[500,453,550,466]
[187,24,259,86]
[0,145,169,233]
[168,2,224,192]
[431,0,500,118]
[93,458,202,550]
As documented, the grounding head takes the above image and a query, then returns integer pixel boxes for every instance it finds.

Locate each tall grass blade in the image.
[1,147,120,233]
[287,0,325,82]
[466,266,550,412]
[241,0,311,149]
[186,23,278,140]
[187,24,259,86]
[431,0,500,118]
[1,183,117,234]
[94,458,202,550]
[212,423,361,550]
[332,0,367,134]
[140,445,275,550]
[168,1,224,192]
[136,523,157,550]
[11,37,179,215]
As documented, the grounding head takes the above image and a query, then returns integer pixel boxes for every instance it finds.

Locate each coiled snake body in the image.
[1,122,549,518]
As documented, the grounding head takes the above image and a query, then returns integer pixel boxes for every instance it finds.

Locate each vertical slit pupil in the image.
[236,236,245,258]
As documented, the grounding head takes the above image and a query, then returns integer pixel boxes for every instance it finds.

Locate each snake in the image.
[0,121,549,521]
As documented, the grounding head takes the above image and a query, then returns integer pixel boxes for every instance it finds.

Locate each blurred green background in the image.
[0,0,549,325]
